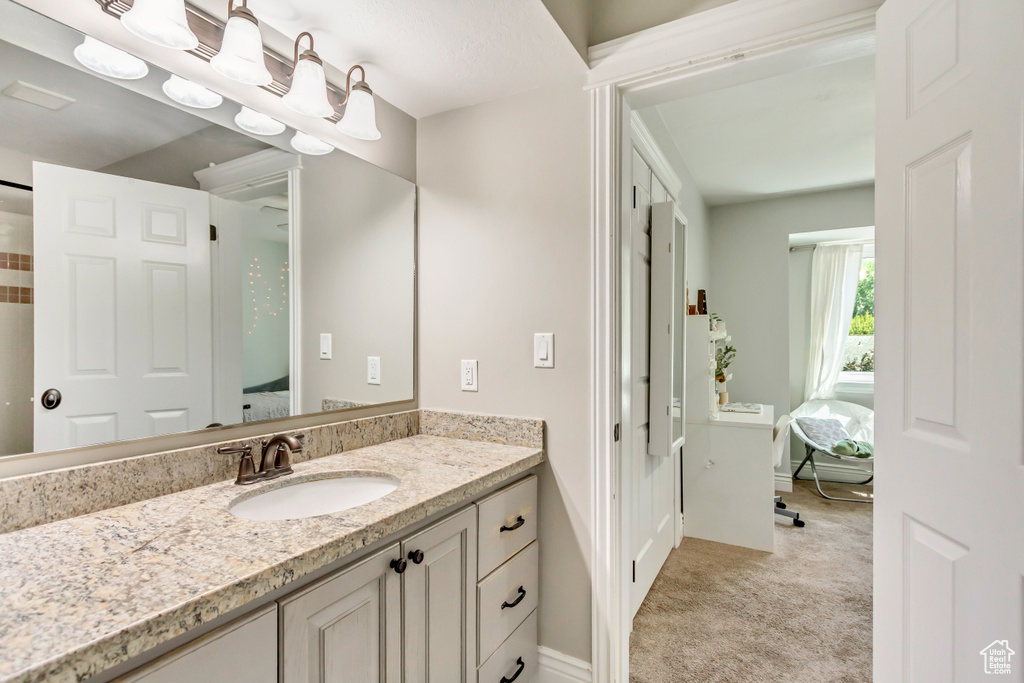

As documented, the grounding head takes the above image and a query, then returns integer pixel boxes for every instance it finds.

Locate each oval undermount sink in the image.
[229,474,399,521]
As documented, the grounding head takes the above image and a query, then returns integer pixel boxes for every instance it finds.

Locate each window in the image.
[840,243,874,385]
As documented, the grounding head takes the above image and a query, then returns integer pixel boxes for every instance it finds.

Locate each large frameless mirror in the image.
[0,0,414,463]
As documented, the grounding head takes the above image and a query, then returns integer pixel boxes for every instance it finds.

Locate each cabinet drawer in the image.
[477,541,538,664]
[477,610,537,683]
[477,475,537,578]
[116,605,276,683]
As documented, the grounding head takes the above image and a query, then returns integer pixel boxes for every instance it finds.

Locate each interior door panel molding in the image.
[902,132,972,448]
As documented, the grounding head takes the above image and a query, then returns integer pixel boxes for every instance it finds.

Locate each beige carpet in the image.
[629,480,873,683]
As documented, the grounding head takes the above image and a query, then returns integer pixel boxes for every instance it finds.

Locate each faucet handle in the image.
[218,444,252,455]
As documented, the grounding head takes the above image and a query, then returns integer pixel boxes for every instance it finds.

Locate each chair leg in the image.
[792,445,814,479]
[807,455,874,504]
[774,495,805,526]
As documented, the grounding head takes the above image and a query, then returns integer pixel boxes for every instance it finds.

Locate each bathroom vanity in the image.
[0,412,544,683]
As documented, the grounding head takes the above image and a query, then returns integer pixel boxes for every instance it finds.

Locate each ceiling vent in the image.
[2,80,76,111]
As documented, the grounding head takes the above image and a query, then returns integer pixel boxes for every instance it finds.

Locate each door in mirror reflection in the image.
[33,162,213,451]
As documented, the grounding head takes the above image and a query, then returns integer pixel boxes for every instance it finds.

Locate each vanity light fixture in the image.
[120,0,199,51]
[73,36,149,80]
[210,0,272,86]
[235,106,285,136]
[162,75,223,109]
[336,65,380,141]
[282,32,334,118]
[290,131,334,155]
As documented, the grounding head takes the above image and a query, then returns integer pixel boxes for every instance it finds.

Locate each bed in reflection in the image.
[242,377,290,423]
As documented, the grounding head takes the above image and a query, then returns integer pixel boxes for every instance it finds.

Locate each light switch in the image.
[534,333,554,368]
[367,357,381,385]
[320,333,332,360]
[461,360,478,392]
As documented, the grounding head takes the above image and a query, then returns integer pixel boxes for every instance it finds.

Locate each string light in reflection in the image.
[247,256,289,334]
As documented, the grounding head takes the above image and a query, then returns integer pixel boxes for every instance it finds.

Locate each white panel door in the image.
[875,1,1024,681]
[33,162,213,451]
[629,152,674,618]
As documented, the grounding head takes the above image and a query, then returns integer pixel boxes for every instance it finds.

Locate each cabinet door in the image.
[402,506,478,682]
[280,543,403,683]
[116,605,276,683]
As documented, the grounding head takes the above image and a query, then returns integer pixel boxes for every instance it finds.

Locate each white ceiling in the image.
[189,0,587,119]
[639,55,876,206]
[0,40,213,171]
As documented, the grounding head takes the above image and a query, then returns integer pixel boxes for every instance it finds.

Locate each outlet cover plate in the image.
[367,356,381,385]
[461,360,478,392]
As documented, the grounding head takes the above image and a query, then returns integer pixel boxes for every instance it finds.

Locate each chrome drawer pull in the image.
[500,516,525,532]
[500,657,525,683]
[501,586,526,609]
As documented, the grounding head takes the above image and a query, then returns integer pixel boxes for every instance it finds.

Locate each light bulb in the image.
[290,131,333,155]
[235,106,285,136]
[162,75,222,109]
[120,0,199,50]
[73,37,149,80]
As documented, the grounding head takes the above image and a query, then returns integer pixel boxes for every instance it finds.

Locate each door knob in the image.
[390,557,407,574]
[41,389,61,410]
[408,549,425,564]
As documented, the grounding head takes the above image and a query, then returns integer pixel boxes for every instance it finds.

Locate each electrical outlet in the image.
[461,360,478,392]
[319,333,332,360]
[367,356,381,385]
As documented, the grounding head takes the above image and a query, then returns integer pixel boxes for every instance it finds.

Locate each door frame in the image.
[194,149,304,417]
[586,0,881,679]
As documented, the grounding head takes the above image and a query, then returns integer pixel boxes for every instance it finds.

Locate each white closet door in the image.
[874,1,1024,681]
[629,151,674,618]
[33,162,213,451]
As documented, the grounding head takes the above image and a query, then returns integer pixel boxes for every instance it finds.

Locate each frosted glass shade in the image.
[290,132,334,155]
[120,0,199,50]
[336,86,380,141]
[211,15,272,86]
[282,58,334,118]
[162,75,223,109]
[235,107,285,136]
[73,37,149,80]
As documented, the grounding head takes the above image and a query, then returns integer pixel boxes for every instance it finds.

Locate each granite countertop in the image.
[0,434,544,683]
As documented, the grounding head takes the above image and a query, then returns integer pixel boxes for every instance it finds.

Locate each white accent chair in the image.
[772,413,804,527]
[790,399,874,503]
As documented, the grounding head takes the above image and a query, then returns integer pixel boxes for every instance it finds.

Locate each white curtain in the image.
[804,244,864,401]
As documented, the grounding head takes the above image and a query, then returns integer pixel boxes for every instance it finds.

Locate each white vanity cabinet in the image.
[402,506,478,682]
[116,605,277,683]
[280,543,404,683]
[115,475,538,683]
[475,475,539,683]
[280,506,479,683]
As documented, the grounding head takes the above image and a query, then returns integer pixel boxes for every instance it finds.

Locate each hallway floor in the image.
[629,479,873,682]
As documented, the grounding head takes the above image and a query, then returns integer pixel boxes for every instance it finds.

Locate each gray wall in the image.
[299,152,416,413]
[417,77,593,663]
[708,185,875,471]
[98,127,269,188]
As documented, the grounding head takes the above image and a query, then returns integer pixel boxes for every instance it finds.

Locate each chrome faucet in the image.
[218,433,303,485]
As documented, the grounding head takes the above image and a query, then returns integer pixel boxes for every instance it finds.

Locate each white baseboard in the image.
[789,456,873,484]
[538,646,592,683]
[774,471,793,493]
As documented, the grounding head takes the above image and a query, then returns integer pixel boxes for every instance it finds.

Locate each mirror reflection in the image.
[0,1,415,458]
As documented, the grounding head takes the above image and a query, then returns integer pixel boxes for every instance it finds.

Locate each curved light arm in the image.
[341,64,367,105]
[293,31,315,69]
